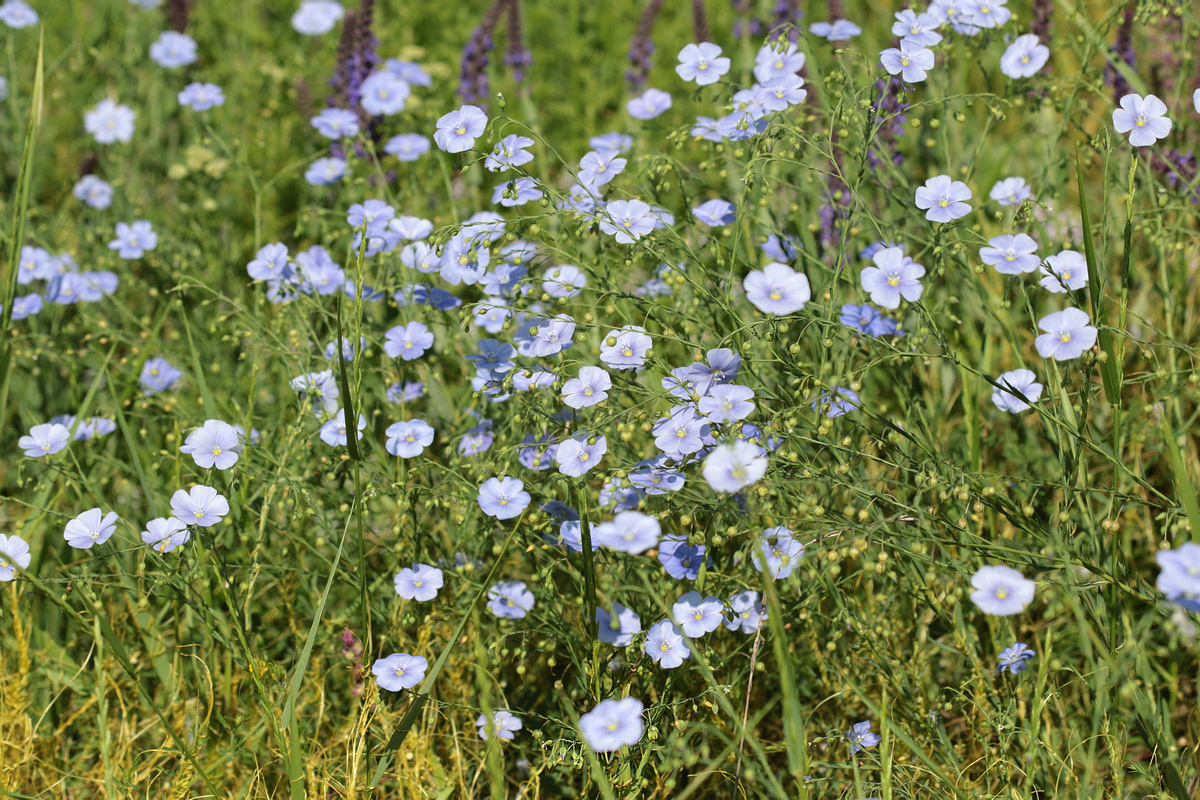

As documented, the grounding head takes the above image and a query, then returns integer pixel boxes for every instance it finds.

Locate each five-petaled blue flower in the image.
[997,642,1036,674]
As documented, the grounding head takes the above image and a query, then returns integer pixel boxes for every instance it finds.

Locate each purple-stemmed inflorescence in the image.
[768,0,802,43]
[459,0,531,106]
[730,0,763,40]
[627,0,665,92]
[167,0,189,32]
[724,0,753,39]
[692,0,710,44]
[504,0,532,84]
[1030,0,1053,40]
[459,0,506,107]
[329,0,380,134]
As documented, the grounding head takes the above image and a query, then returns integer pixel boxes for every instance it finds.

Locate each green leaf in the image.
[1075,149,1121,407]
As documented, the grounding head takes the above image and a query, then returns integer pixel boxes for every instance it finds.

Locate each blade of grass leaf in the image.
[759,571,806,784]
[1075,148,1121,408]
[0,34,43,431]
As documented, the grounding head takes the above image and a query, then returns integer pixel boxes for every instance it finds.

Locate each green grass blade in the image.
[0,33,43,429]
[1075,149,1121,407]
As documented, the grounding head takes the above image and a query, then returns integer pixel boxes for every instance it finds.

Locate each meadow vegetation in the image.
[0,0,1199,798]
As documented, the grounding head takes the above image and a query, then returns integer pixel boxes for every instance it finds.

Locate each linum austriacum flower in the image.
[752,526,805,579]
[600,199,655,243]
[808,19,861,41]
[753,41,805,82]
[593,510,661,554]
[860,246,924,309]
[139,357,182,395]
[312,108,359,140]
[372,653,427,691]
[698,384,755,423]
[980,234,1040,275]
[990,369,1043,413]
[743,262,811,315]
[74,174,113,209]
[627,88,671,120]
[914,175,972,223]
[1112,93,1172,147]
[970,565,1036,616]
[1040,249,1088,293]
[487,580,535,619]
[675,42,731,86]
[170,485,230,528]
[1000,34,1049,79]
[658,535,705,579]
[0,1,38,28]
[434,104,488,153]
[599,326,653,370]
[477,709,523,741]
[555,434,607,477]
[1034,307,1097,361]
[393,563,444,601]
[672,591,724,637]
[893,9,942,48]
[63,508,119,550]
[0,533,32,581]
[562,365,611,409]
[149,31,197,69]
[579,697,645,752]
[385,320,434,360]
[19,422,69,458]
[644,619,690,668]
[291,1,344,36]
[478,476,530,520]
[724,590,766,633]
[880,41,935,83]
[179,419,241,470]
[702,440,767,493]
[577,149,625,187]
[486,135,536,172]
[320,410,366,447]
[1155,543,1200,611]
[997,642,1036,674]
[597,601,642,646]
[845,720,881,753]
[990,176,1032,206]
[692,198,736,227]
[84,98,136,144]
[109,221,157,259]
[385,419,435,458]
[178,82,225,111]
[141,517,190,554]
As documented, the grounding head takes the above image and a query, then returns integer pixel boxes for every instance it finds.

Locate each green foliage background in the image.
[0,0,1198,798]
